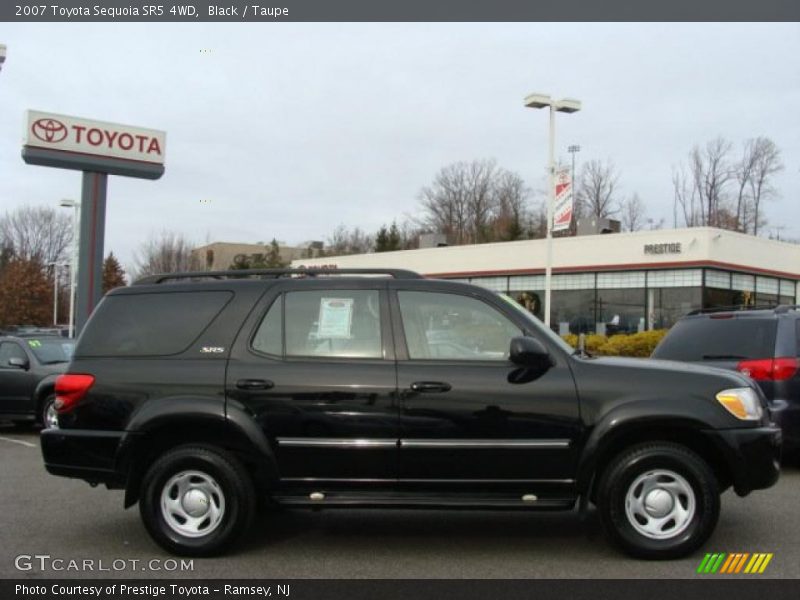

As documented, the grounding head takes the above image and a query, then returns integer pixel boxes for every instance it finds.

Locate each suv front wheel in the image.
[139,445,255,556]
[597,442,720,559]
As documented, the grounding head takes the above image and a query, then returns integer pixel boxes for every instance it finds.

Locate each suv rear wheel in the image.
[139,445,255,556]
[597,442,720,559]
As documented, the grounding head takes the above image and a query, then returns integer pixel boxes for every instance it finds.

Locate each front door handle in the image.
[236,379,274,391]
[410,381,452,394]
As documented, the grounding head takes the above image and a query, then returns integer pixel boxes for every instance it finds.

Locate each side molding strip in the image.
[276,438,571,449]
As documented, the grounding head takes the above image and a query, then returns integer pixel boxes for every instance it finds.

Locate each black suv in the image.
[41,269,781,559]
[652,305,800,455]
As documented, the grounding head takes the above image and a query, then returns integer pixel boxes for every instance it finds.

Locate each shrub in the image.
[561,329,668,357]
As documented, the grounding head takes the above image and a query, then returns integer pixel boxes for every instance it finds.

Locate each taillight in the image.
[54,374,95,413]
[736,358,799,381]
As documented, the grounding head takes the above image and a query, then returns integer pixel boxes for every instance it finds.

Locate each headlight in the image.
[716,387,763,421]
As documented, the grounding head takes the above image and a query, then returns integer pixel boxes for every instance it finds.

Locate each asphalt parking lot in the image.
[2,423,798,580]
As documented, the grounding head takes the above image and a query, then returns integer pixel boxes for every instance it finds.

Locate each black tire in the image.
[40,394,58,429]
[139,445,255,556]
[596,442,720,560]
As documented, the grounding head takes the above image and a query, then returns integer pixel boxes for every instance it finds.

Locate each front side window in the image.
[398,291,521,361]
[0,342,27,366]
[253,290,383,359]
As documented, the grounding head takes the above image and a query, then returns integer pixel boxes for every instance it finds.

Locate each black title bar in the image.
[3,0,800,22]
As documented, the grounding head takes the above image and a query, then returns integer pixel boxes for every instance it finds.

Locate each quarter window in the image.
[397,291,521,361]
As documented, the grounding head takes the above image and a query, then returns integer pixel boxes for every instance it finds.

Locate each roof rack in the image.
[687,304,785,316]
[134,267,423,285]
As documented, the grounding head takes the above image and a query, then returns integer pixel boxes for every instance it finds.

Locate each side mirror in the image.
[509,336,553,368]
[8,357,29,370]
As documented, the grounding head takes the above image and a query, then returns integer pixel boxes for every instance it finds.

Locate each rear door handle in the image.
[236,379,274,391]
[410,381,451,394]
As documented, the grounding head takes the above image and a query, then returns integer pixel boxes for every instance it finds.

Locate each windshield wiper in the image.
[701,354,748,360]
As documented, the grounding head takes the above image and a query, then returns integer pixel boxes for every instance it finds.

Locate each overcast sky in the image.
[1,23,799,274]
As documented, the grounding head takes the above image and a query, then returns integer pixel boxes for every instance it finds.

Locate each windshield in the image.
[497,293,575,355]
[25,338,75,364]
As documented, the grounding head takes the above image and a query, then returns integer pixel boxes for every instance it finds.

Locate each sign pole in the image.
[75,172,108,334]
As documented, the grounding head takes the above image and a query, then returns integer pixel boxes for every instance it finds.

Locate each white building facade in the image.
[292,228,800,335]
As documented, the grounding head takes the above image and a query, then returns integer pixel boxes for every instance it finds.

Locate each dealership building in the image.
[292,227,800,335]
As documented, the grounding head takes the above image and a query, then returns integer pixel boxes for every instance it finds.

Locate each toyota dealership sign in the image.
[24,110,166,165]
[22,109,166,336]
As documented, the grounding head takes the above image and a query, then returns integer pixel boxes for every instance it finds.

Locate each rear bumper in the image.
[40,428,126,487]
[704,425,782,496]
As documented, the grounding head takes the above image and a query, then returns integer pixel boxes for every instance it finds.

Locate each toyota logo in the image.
[31,118,68,143]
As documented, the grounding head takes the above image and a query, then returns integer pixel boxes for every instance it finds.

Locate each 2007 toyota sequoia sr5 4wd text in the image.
[41,268,781,558]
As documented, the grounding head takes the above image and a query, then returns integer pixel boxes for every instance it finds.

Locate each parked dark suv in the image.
[0,334,75,428]
[41,269,781,559]
[652,305,800,455]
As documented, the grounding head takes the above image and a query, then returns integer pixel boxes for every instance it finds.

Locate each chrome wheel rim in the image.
[43,400,59,430]
[624,469,696,540]
[160,470,226,538]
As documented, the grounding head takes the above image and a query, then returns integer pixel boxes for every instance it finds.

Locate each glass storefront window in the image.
[704,287,754,308]
[551,289,596,335]
[650,288,702,329]
[757,293,779,307]
[596,288,646,335]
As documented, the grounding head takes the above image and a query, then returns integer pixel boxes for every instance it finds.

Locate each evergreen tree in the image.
[102,252,127,293]
[265,239,288,267]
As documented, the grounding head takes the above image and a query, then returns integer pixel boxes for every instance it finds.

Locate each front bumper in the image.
[768,400,799,451]
[40,428,126,487]
[704,425,782,496]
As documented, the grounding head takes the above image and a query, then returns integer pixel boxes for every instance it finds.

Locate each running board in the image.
[272,491,577,510]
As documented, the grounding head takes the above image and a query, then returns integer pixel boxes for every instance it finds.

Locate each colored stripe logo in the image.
[697,553,773,574]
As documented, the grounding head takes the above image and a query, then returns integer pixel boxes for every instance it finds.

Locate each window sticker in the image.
[27,340,42,348]
[318,297,354,339]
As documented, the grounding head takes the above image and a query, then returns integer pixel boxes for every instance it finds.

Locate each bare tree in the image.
[418,159,533,245]
[576,159,620,220]
[0,206,73,264]
[132,231,200,280]
[689,137,733,227]
[493,170,531,241]
[672,164,698,227]
[325,224,374,256]
[676,136,782,234]
[621,193,647,232]
[419,160,495,245]
[747,137,783,235]
[733,139,759,232]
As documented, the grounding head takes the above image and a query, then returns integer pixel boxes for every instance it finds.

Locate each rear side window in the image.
[76,291,232,357]
[251,290,383,359]
[653,317,777,361]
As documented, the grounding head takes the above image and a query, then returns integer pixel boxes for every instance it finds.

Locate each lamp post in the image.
[0,44,6,73]
[47,262,68,326]
[568,144,581,195]
[524,94,581,329]
[60,199,80,338]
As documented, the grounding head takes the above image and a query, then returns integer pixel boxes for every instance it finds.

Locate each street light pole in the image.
[60,199,80,338]
[46,262,67,326]
[524,94,582,329]
[568,144,581,195]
